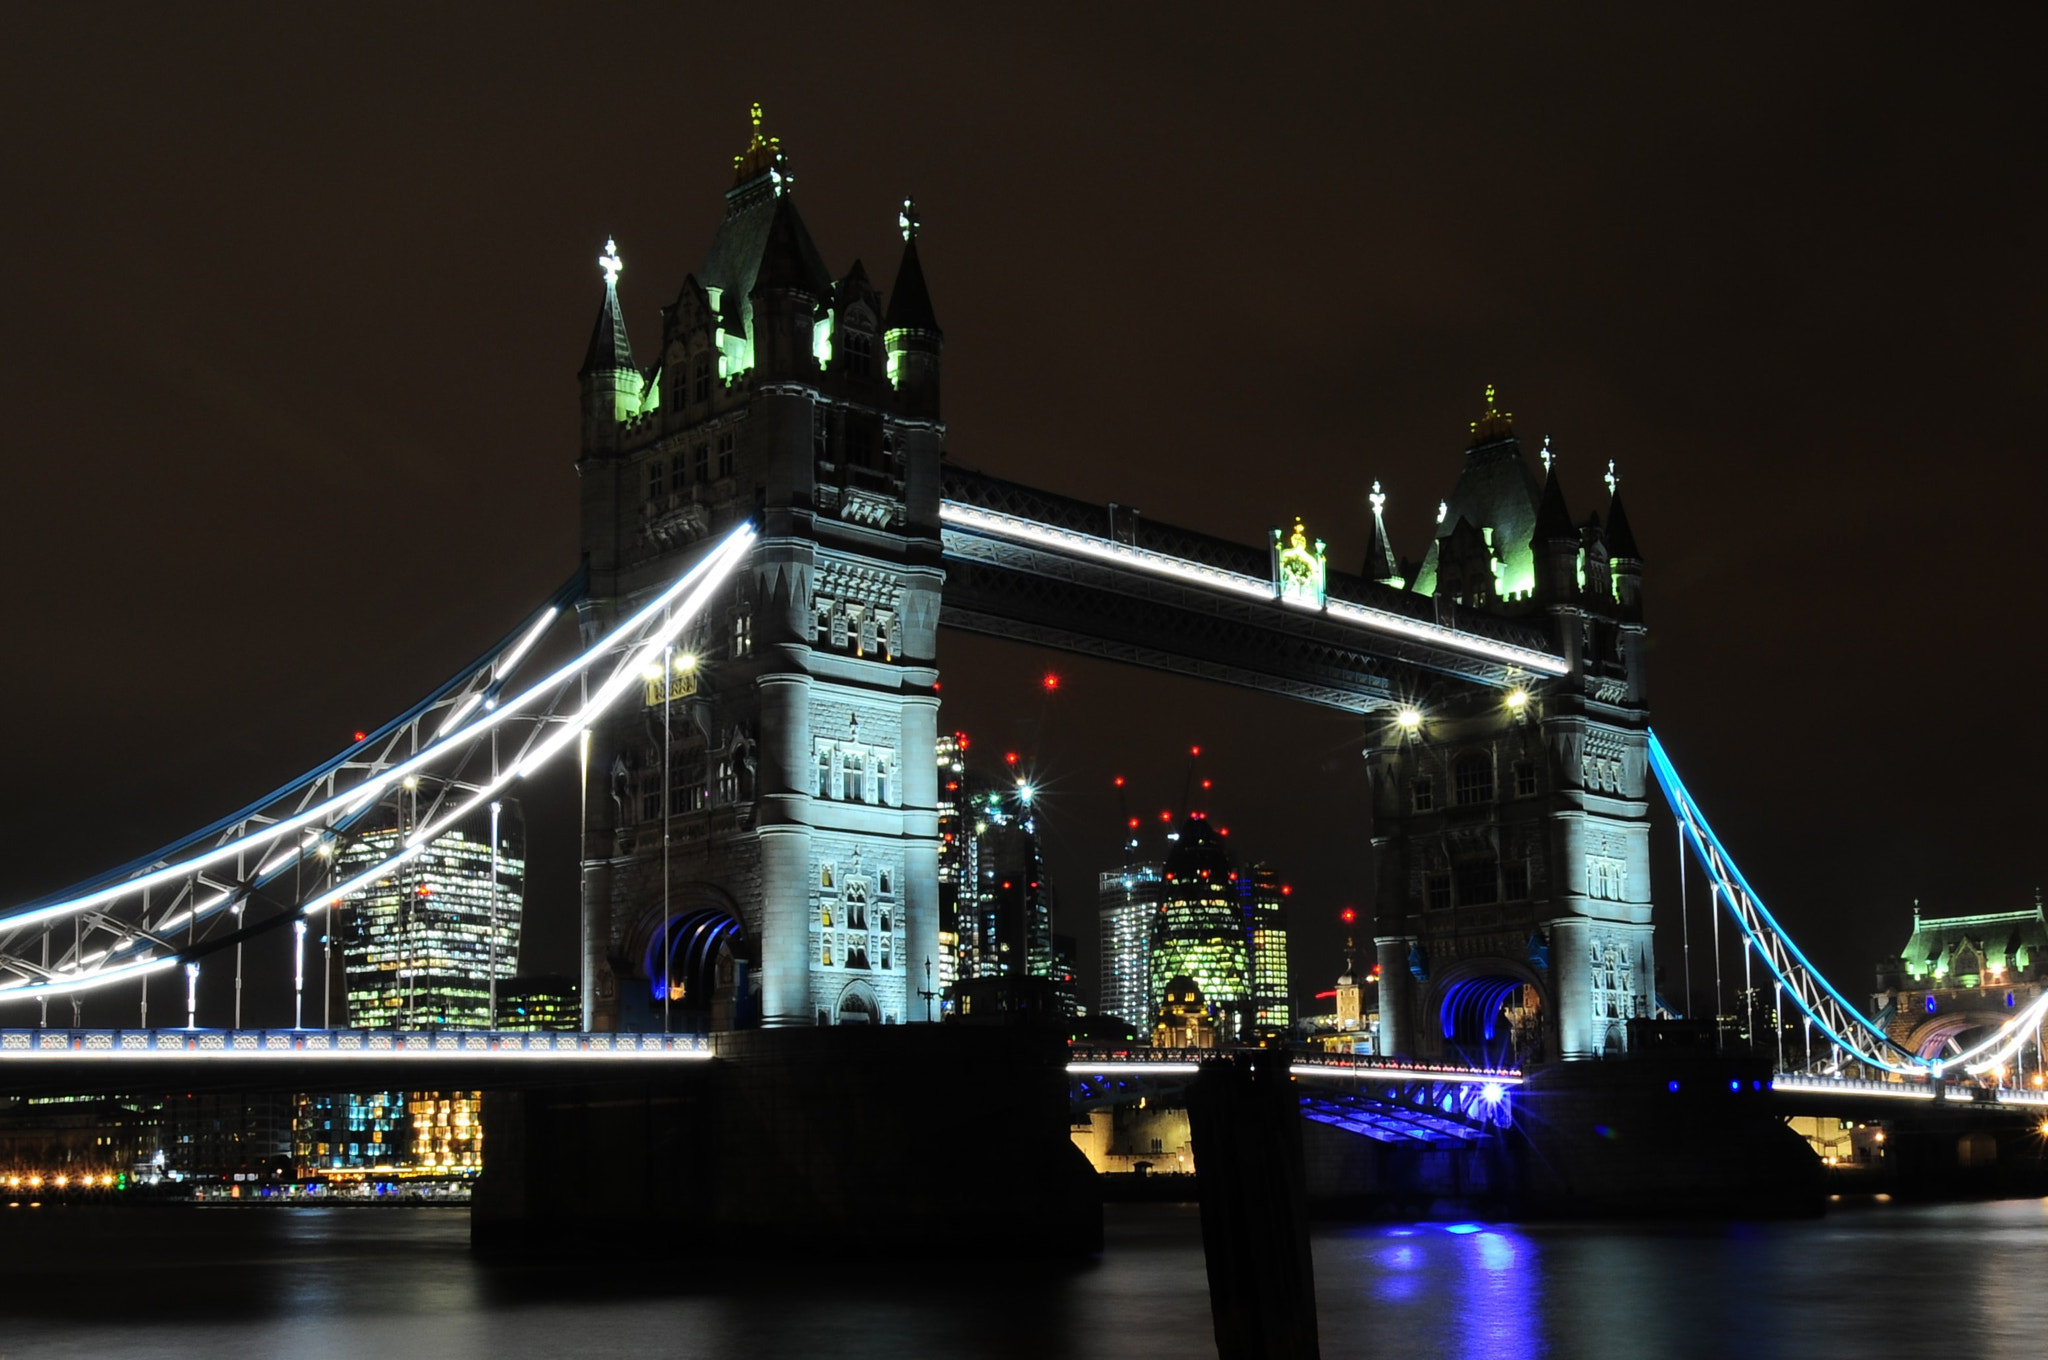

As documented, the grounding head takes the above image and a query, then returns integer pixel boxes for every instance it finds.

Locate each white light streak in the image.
[939,501,1567,676]
[0,526,754,941]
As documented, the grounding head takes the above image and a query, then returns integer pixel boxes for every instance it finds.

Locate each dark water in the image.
[2,1199,2045,1358]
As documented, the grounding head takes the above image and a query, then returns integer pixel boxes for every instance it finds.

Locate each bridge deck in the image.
[938,466,1567,708]
[0,1028,712,1095]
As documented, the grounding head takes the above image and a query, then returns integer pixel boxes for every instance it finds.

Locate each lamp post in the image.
[918,955,937,1023]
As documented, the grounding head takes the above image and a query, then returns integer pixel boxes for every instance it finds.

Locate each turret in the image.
[749,191,832,380]
[1604,461,1642,617]
[885,197,943,422]
[1531,452,1579,605]
[578,237,640,456]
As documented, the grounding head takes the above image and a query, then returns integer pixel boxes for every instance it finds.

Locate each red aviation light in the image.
[1340,907,1357,924]
[1005,752,1019,766]
[1201,779,1212,790]
[1190,745,1202,757]
[1113,776,1125,787]
[1218,827,1230,837]
[1042,673,1060,693]
[955,733,970,750]
[353,731,368,743]
[1160,810,1172,822]
[1128,818,1141,830]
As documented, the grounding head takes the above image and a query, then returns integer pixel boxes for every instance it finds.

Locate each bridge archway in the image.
[621,884,752,1032]
[834,979,881,1026]
[1904,1014,1993,1061]
[1432,962,1546,1068]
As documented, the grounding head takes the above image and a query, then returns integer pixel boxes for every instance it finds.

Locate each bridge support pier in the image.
[473,1025,1099,1258]
[1187,1050,1320,1360]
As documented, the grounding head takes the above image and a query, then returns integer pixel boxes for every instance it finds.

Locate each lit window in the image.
[1513,761,1537,798]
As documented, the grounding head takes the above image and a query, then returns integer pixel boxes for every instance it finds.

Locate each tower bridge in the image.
[0,111,2040,1240]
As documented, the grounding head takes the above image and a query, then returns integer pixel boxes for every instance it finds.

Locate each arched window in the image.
[875,761,890,807]
[843,329,873,377]
[1453,753,1494,806]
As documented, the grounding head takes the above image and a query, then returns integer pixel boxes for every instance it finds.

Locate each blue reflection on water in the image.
[1455,1225,1536,1360]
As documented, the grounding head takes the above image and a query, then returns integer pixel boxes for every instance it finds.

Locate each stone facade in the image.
[575,115,943,1030]
[1371,392,1652,1063]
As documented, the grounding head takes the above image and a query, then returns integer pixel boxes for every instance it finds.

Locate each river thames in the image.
[2,1198,2044,1357]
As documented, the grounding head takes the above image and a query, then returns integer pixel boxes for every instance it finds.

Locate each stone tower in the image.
[1369,390,1652,1064]
[575,108,944,1031]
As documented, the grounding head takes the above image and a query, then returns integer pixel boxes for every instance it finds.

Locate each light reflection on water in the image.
[4,1199,2048,1357]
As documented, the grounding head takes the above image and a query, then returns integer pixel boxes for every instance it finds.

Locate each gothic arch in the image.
[1429,957,1548,1067]
[834,978,882,1025]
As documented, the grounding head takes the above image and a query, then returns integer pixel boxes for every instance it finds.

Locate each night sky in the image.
[1,6,2041,1025]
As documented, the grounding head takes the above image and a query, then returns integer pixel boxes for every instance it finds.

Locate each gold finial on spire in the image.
[733,101,785,185]
[1469,383,1514,442]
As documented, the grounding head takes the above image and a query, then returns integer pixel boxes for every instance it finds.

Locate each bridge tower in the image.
[1370,392,1652,1063]
[574,108,945,1030]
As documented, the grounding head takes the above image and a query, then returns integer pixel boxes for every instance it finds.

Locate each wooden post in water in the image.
[1188,1048,1320,1359]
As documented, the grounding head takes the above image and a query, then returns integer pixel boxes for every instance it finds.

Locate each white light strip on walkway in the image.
[940,500,1569,676]
[0,526,754,936]
[0,1033,715,1060]
[1293,1063,1523,1086]
[1770,1076,1938,1100]
[1066,1059,1521,1086]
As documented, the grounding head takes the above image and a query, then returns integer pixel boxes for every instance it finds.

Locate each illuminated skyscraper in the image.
[1098,864,1164,1028]
[1150,815,1249,1040]
[1240,862,1292,1031]
[496,975,581,1032]
[338,809,525,1030]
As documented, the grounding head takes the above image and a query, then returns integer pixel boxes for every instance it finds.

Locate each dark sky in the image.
[1,5,2042,1025]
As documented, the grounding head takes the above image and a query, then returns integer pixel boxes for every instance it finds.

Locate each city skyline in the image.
[0,9,2040,1027]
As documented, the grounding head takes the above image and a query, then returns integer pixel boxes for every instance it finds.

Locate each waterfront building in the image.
[1152,975,1219,1049]
[1873,895,2048,1074]
[1098,863,1164,1029]
[293,1092,406,1173]
[496,975,581,1032]
[337,806,526,1030]
[1149,815,1249,1040]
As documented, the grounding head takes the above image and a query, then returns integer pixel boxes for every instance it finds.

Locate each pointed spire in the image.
[752,191,832,297]
[885,197,940,334]
[1469,383,1514,443]
[579,236,635,377]
[1364,480,1400,583]
[1533,452,1576,542]
[1605,485,1640,562]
